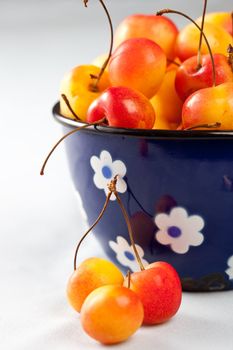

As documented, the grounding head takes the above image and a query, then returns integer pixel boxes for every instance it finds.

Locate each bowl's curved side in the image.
[61,121,233,292]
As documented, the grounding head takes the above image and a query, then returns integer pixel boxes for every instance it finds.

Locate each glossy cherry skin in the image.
[124,261,182,324]
[109,38,166,99]
[60,65,110,121]
[114,14,178,60]
[67,257,124,312]
[87,86,155,129]
[80,285,144,344]
[197,12,233,36]
[182,82,233,130]
[175,54,233,101]
[151,68,183,129]
[176,21,232,62]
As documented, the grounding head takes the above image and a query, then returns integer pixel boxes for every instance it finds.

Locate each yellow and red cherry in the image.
[124,261,182,325]
[108,38,167,99]
[86,86,156,129]
[197,11,233,36]
[80,285,144,344]
[182,82,233,130]
[151,67,183,129]
[175,53,233,101]
[59,0,114,121]
[114,14,178,60]
[67,257,124,313]
[60,65,110,121]
[175,21,232,62]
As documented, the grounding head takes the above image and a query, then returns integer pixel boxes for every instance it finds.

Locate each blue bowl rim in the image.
[53,102,233,140]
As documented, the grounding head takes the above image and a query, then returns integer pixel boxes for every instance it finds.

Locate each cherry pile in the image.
[60,0,233,131]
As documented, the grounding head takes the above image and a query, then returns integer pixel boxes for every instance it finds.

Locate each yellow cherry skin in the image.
[182,82,233,130]
[67,257,124,313]
[60,65,110,121]
[151,68,182,129]
[176,21,232,62]
[197,12,233,36]
[80,285,144,344]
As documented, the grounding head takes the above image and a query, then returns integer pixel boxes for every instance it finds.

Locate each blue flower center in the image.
[167,226,182,238]
[124,251,135,261]
[101,166,112,179]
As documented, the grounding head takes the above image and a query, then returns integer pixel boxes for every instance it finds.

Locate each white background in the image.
[0,1,233,349]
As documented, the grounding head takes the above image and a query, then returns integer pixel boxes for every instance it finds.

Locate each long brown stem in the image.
[228,44,233,72]
[157,9,216,86]
[126,270,131,288]
[73,192,112,270]
[196,0,208,69]
[184,122,221,130]
[167,58,180,67]
[84,0,114,90]
[40,117,106,175]
[114,190,145,271]
[72,176,145,271]
[61,94,81,121]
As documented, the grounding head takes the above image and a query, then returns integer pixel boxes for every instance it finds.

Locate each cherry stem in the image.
[228,44,233,72]
[114,185,145,271]
[61,94,81,121]
[196,0,208,70]
[126,270,131,289]
[72,176,145,271]
[184,122,221,130]
[157,9,216,86]
[167,58,180,67]
[231,12,233,40]
[73,192,112,270]
[40,117,106,175]
[84,0,114,90]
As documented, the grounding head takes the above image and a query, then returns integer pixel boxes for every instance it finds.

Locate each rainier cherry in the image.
[174,2,233,101]
[109,38,166,99]
[151,67,182,129]
[87,86,155,129]
[60,0,113,121]
[182,82,233,130]
[124,262,182,325]
[67,257,123,312]
[175,53,233,101]
[80,285,144,344]
[175,21,232,62]
[60,65,110,121]
[114,14,178,60]
[197,11,233,36]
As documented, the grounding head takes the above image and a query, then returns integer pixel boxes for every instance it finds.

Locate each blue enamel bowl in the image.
[53,103,233,292]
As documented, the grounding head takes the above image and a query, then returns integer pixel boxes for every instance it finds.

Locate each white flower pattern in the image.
[155,207,205,254]
[90,150,127,200]
[109,236,149,272]
[226,255,233,279]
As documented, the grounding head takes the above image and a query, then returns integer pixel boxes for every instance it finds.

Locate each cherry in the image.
[80,285,144,344]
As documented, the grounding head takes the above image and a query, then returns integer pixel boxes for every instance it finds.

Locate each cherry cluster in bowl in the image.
[60,3,233,131]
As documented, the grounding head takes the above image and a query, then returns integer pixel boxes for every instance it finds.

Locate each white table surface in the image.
[1,1,233,349]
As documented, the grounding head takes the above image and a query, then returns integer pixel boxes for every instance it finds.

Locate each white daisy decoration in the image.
[90,150,127,200]
[155,207,205,254]
[109,236,149,272]
[226,255,233,279]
